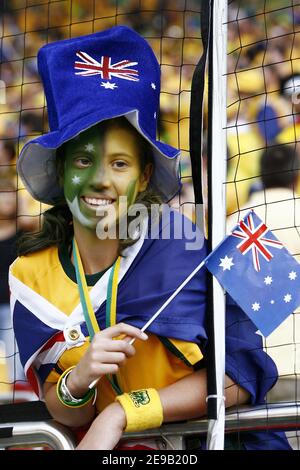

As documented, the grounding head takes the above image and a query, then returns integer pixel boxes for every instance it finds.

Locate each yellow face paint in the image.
[126,178,139,207]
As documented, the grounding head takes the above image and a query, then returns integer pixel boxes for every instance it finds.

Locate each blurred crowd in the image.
[227,2,300,215]
[0,0,300,401]
[226,2,300,402]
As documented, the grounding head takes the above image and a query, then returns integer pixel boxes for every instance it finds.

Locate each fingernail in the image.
[141,332,148,340]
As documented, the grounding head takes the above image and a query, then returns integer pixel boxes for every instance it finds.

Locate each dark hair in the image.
[260,145,300,189]
[18,117,161,257]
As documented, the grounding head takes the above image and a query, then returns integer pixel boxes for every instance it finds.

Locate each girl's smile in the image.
[81,196,116,209]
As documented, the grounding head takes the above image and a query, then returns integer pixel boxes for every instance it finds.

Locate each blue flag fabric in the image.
[205,210,300,336]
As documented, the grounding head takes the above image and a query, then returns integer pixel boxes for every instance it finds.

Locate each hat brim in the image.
[18,109,181,205]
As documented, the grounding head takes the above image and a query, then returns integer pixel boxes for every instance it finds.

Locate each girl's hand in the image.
[67,323,147,397]
[76,402,126,450]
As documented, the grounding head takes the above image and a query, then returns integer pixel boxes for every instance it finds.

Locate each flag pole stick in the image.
[88,258,206,389]
[130,259,206,340]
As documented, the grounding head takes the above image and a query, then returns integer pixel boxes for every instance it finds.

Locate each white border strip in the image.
[207,0,228,451]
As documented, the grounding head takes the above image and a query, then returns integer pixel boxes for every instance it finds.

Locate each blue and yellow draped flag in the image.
[205,210,300,336]
[11,208,282,439]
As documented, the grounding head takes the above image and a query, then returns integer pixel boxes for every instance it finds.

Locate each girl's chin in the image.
[95,217,120,238]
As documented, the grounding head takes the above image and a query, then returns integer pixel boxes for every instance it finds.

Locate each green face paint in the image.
[63,126,103,229]
[62,123,148,234]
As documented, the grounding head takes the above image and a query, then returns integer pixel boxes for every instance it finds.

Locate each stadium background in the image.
[0,0,300,448]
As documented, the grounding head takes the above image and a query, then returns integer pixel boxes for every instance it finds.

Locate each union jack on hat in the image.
[17,26,181,204]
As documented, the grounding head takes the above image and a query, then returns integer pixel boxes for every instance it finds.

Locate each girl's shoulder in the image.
[10,245,59,284]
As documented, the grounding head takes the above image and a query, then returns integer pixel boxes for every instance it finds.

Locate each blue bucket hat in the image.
[17,25,181,204]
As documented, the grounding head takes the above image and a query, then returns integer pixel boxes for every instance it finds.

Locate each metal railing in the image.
[122,402,300,450]
[0,420,76,450]
[0,402,299,450]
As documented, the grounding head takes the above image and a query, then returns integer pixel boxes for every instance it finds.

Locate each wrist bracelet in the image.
[115,388,163,433]
[56,366,97,408]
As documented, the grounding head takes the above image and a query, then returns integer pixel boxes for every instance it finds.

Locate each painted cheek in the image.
[126,179,139,205]
[63,169,90,201]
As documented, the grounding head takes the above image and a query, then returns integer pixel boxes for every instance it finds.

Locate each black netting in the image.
[1,0,299,450]
[227,0,300,449]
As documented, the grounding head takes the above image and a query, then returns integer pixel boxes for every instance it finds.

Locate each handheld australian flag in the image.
[205,210,300,336]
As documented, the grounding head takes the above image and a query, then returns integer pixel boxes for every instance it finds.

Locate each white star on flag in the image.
[270,300,275,304]
[84,143,95,153]
[219,256,234,271]
[72,175,81,185]
[154,112,156,119]
[289,271,297,280]
[151,82,156,89]
[284,293,292,303]
[252,302,260,312]
[264,276,273,285]
[101,81,118,90]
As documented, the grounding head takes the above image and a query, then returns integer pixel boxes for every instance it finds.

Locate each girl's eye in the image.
[75,157,92,168]
[112,160,128,169]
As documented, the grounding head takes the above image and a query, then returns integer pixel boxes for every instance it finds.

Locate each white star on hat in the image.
[151,82,156,90]
[101,82,118,90]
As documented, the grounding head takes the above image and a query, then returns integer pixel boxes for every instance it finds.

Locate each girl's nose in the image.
[90,165,110,189]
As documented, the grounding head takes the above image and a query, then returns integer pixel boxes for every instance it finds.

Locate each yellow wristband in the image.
[115,388,163,433]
